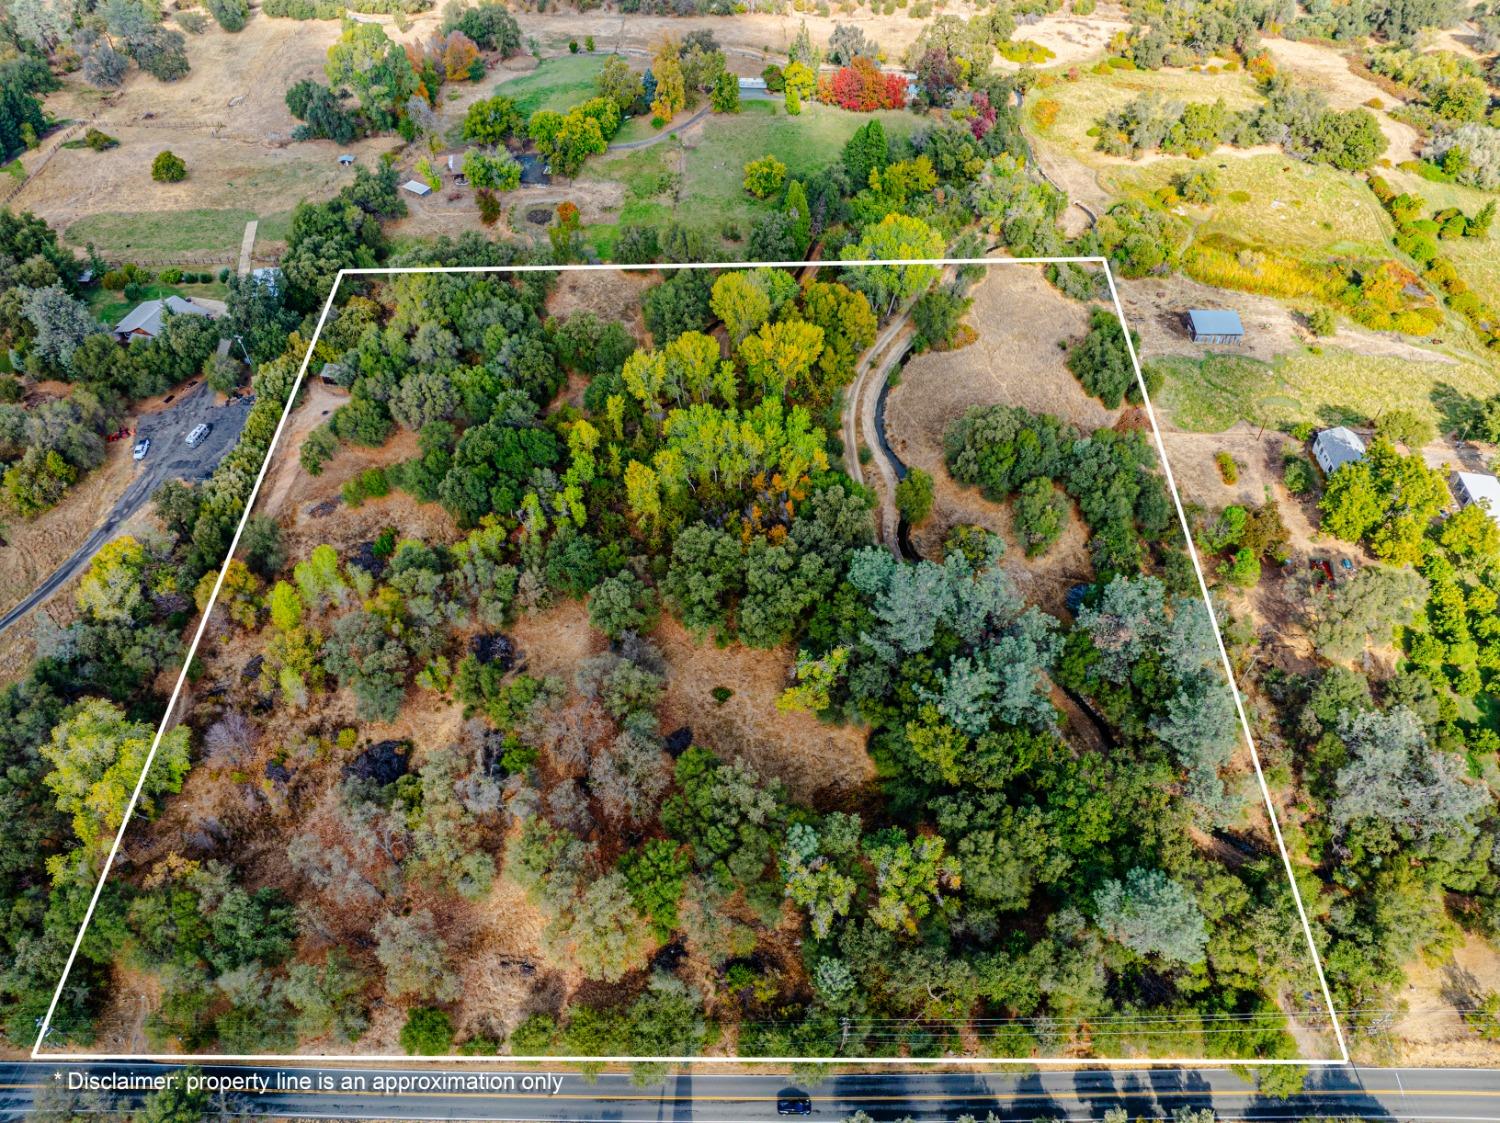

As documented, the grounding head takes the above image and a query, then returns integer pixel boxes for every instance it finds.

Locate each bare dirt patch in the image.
[1118,273,1457,367]
[653,614,875,808]
[998,5,1130,68]
[1390,934,1500,1067]
[511,9,976,70]
[545,267,655,346]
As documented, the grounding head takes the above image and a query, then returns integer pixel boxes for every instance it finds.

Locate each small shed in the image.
[401,179,433,197]
[1187,308,1244,345]
[1454,471,1500,529]
[338,153,355,166]
[1313,426,1367,476]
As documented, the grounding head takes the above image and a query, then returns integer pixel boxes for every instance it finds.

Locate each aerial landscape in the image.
[0,0,1496,1106]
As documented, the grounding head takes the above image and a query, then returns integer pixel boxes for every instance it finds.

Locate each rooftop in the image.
[1456,471,1500,520]
[114,295,213,339]
[1187,309,1244,337]
[1314,426,1367,472]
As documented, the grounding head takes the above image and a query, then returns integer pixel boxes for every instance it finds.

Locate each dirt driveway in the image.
[0,382,252,638]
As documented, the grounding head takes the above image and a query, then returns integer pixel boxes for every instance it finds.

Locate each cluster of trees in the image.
[1365,46,1495,130]
[1096,75,1388,172]
[0,50,53,162]
[1423,123,1500,190]
[1369,175,1500,351]
[68,0,191,87]
[945,403,1178,579]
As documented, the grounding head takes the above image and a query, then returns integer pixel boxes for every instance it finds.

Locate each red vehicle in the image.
[105,426,132,442]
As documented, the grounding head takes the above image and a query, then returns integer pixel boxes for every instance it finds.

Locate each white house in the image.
[1454,471,1500,529]
[1312,426,1367,475]
[113,295,214,343]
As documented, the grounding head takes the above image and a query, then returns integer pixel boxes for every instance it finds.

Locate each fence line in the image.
[0,123,82,208]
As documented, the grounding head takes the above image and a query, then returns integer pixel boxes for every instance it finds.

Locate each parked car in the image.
[777,1097,812,1116]
[132,437,150,461]
[185,423,211,448]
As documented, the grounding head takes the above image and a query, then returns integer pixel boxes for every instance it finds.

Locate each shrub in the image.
[1306,307,1336,336]
[1215,451,1239,485]
[895,468,934,526]
[84,127,119,151]
[742,155,787,198]
[207,0,250,30]
[159,267,183,284]
[400,1007,453,1055]
[151,150,187,182]
[342,466,391,507]
[1283,453,1317,495]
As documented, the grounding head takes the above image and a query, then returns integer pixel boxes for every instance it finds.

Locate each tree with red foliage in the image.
[824,57,905,111]
[968,91,996,140]
[916,47,958,106]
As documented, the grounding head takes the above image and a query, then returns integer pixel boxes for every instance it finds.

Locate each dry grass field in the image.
[884,264,1110,611]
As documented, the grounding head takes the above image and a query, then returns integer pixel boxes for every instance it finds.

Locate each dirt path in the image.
[606,104,711,151]
[841,310,912,553]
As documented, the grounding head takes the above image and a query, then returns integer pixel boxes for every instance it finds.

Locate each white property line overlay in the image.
[33,255,1349,1067]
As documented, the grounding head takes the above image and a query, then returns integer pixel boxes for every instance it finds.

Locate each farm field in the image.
[1103,153,1395,259]
[1149,345,1500,434]
[65,209,259,261]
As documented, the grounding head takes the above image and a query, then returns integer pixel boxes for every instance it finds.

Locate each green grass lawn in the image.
[494,56,606,117]
[256,210,294,245]
[1104,154,1395,259]
[1152,345,1500,433]
[583,101,919,253]
[88,281,229,326]
[64,209,259,258]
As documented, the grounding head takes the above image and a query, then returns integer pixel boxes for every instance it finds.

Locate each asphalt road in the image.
[0,382,253,637]
[3,1062,1499,1121]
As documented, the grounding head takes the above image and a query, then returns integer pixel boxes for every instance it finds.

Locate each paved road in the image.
[2,1062,1499,1121]
[0,383,253,637]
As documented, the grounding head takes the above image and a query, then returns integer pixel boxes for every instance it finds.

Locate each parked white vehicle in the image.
[185,423,212,448]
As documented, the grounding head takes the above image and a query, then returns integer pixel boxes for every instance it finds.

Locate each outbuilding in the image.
[338,153,355,166]
[1454,471,1500,529]
[1186,308,1244,345]
[401,179,433,197]
[1312,426,1367,476]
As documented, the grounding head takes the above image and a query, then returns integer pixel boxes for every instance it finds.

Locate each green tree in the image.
[784,178,812,257]
[597,54,643,111]
[462,94,523,144]
[895,468,934,526]
[743,154,787,198]
[41,698,192,855]
[1094,867,1208,964]
[150,150,187,182]
[588,570,659,639]
[839,213,945,316]
[710,271,771,345]
[1066,308,1138,409]
[401,1007,454,1055]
